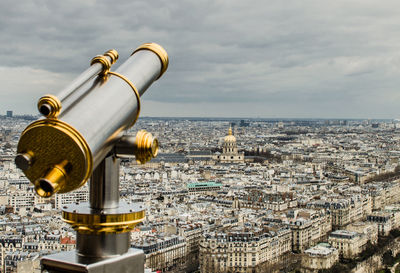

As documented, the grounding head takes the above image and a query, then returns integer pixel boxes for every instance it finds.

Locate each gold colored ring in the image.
[107,71,141,128]
[103,49,119,65]
[132,43,169,79]
[62,210,145,234]
[135,130,158,164]
[37,95,62,118]
[90,55,112,76]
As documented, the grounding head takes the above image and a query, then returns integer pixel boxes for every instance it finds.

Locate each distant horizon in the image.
[1,112,396,122]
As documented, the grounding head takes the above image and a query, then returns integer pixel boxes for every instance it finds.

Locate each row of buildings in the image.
[2,116,400,272]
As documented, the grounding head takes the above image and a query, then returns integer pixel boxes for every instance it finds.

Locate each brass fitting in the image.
[90,55,111,76]
[37,95,62,118]
[134,130,159,164]
[132,43,169,79]
[91,49,119,76]
[114,130,159,164]
[15,151,34,171]
[62,202,145,234]
[103,49,119,65]
[35,160,69,197]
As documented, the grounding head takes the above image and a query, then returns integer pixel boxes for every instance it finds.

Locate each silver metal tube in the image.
[37,51,118,118]
[114,135,137,156]
[90,155,120,210]
[60,49,163,168]
[60,76,106,123]
[76,232,130,260]
[57,62,104,102]
[56,50,118,113]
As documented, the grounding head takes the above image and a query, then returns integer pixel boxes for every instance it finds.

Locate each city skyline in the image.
[1,110,397,122]
[1,1,400,118]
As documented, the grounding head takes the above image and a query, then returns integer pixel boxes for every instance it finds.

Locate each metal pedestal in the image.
[41,248,144,273]
[41,155,145,273]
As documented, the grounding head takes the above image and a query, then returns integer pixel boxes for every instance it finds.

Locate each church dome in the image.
[224,126,236,143]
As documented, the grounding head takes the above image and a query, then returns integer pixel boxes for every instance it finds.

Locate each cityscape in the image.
[2,0,400,272]
[2,112,400,272]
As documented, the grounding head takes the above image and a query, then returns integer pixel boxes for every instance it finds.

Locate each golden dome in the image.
[224,126,236,142]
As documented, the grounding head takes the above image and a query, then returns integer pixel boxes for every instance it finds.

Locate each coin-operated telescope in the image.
[15,43,168,273]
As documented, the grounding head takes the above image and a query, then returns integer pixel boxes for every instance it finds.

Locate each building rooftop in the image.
[305,243,337,256]
[329,230,358,239]
[187,181,222,188]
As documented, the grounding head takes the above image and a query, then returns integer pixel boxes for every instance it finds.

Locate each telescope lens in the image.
[34,161,68,197]
[37,95,61,118]
[15,152,33,171]
[35,179,55,197]
[39,104,51,116]
[151,138,159,157]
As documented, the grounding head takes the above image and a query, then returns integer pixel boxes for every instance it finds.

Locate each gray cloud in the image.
[1,0,400,118]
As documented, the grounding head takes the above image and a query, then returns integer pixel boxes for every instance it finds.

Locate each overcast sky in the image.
[1,0,400,118]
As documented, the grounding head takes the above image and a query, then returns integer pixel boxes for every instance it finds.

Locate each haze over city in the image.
[1,0,400,118]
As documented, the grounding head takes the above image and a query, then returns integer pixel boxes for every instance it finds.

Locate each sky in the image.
[1,0,400,119]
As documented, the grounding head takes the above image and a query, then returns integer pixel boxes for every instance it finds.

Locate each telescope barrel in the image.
[37,50,119,118]
[59,49,118,101]
[16,43,168,197]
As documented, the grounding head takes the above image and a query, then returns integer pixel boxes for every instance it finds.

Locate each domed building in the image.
[214,126,244,163]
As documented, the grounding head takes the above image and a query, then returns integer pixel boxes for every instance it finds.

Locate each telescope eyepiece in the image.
[39,104,51,117]
[15,152,34,171]
[34,160,69,197]
[37,95,61,118]
[35,178,56,197]
[114,130,159,164]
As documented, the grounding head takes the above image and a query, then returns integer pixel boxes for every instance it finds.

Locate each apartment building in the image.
[366,212,398,236]
[131,234,186,272]
[178,223,203,271]
[54,186,89,209]
[287,209,331,253]
[328,230,368,259]
[302,243,339,272]
[199,226,291,273]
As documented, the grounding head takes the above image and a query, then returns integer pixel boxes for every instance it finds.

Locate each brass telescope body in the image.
[15,43,168,272]
[16,43,167,198]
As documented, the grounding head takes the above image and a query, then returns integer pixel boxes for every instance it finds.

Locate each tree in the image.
[382,250,394,266]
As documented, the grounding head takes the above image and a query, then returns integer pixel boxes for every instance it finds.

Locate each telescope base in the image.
[41,248,144,273]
